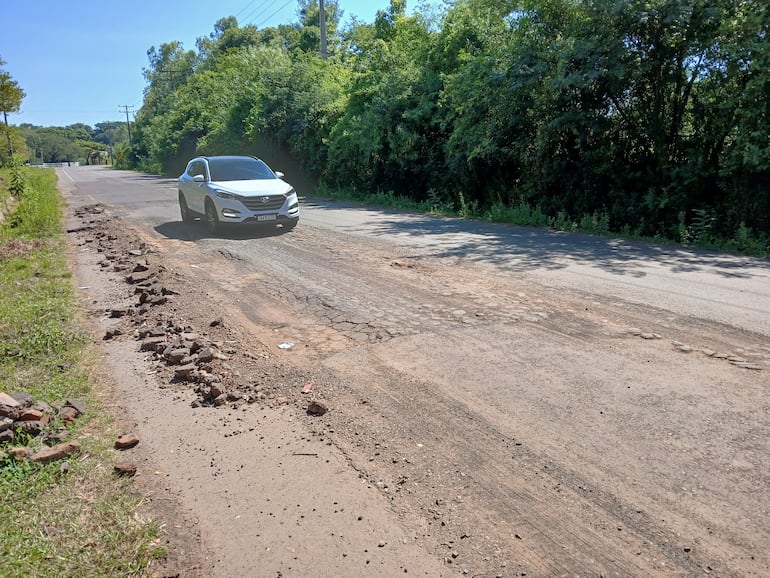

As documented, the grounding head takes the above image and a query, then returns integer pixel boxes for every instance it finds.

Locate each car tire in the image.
[179,191,194,223]
[280,220,298,231]
[204,200,220,234]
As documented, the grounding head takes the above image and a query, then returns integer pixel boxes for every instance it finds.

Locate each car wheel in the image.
[280,220,298,231]
[204,200,219,234]
[179,191,193,223]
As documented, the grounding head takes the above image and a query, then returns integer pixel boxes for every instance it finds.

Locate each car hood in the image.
[210,179,293,197]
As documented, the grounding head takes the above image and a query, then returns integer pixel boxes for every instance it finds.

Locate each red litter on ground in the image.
[301,381,313,394]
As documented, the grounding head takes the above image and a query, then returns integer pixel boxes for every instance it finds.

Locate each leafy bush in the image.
[485,200,550,227]
[3,168,61,239]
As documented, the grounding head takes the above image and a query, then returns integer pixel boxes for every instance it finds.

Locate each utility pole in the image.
[119,105,134,145]
[319,0,327,60]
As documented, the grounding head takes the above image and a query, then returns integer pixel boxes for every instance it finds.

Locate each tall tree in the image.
[0,56,26,160]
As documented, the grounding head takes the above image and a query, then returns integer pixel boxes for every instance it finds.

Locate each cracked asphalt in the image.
[60,165,769,577]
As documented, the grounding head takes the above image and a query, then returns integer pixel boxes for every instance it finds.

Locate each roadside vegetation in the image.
[3,1,768,257]
[122,0,768,257]
[0,166,163,577]
[319,183,770,257]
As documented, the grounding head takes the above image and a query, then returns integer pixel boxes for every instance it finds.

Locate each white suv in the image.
[178,155,299,233]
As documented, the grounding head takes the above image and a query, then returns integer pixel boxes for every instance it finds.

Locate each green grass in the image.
[0,167,165,577]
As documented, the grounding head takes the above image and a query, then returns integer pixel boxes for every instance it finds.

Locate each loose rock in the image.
[114,460,137,477]
[307,401,329,416]
[30,441,82,464]
[115,434,140,450]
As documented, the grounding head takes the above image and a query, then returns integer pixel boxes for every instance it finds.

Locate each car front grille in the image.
[241,195,285,211]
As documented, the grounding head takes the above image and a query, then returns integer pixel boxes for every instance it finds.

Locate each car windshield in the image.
[208,157,275,181]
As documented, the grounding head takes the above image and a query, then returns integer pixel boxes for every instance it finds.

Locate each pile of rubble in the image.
[2,204,326,470]
[0,390,143,476]
[135,319,263,407]
[0,392,85,464]
[74,204,304,409]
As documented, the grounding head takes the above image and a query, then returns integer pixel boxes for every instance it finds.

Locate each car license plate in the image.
[257,214,276,222]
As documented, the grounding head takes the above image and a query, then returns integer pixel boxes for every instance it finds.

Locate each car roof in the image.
[200,155,258,162]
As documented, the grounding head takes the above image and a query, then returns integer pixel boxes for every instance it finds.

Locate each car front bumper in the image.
[215,194,300,224]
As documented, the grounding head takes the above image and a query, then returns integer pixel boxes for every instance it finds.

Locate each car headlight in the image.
[214,189,240,200]
[284,188,297,198]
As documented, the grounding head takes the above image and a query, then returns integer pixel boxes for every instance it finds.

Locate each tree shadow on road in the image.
[303,199,769,280]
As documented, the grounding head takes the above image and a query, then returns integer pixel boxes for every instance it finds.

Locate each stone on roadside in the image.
[126,271,153,284]
[307,401,329,416]
[30,441,81,464]
[140,336,167,352]
[16,420,44,436]
[115,433,140,450]
[210,383,227,398]
[175,363,198,380]
[18,408,45,422]
[0,392,21,408]
[164,348,191,364]
[65,399,87,415]
[58,406,79,424]
[640,332,661,340]
[197,347,216,363]
[104,328,123,340]
[114,460,137,477]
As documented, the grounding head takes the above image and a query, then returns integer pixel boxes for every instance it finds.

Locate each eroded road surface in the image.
[60,166,769,577]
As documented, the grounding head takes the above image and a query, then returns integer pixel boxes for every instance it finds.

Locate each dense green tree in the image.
[126,0,770,243]
[296,0,343,55]
[326,2,442,196]
[131,41,198,171]
[0,56,26,163]
[242,50,347,173]
[19,127,80,163]
[92,121,128,147]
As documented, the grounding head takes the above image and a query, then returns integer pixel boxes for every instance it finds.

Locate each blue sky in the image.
[1,0,434,128]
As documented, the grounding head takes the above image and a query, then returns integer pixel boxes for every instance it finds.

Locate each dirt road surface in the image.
[59,166,769,577]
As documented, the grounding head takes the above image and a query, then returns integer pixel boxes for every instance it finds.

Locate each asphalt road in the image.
[59,164,770,576]
[60,165,769,337]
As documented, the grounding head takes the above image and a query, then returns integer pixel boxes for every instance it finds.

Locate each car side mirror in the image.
[193,174,205,182]
[275,171,284,179]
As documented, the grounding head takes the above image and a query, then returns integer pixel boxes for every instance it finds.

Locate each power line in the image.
[243,0,281,25]
[234,0,262,19]
[254,0,295,28]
